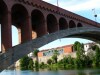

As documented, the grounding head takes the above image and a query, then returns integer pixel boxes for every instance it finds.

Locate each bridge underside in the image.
[68,31,100,43]
[0,27,100,71]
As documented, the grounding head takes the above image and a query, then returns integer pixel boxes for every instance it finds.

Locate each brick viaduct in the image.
[0,0,100,71]
[0,0,100,52]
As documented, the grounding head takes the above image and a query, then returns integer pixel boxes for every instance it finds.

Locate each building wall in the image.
[38,52,43,57]
[64,45,73,53]
[37,45,73,63]
[37,43,95,64]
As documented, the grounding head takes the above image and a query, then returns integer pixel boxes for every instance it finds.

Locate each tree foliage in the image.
[93,45,100,66]
[35,60,39,68]
[52,50,59,63]
[28,59,34,70]
[20,56,34,70]
[47,59,52,65]
[33,49,39,67]
[73,41,85,68]
[33,49,39,57]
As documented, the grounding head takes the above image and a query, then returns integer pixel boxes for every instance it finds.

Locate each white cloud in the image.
[64,0,100,12]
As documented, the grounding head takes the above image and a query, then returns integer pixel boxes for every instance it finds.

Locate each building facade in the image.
[37,45,76,63]
[37,42,95,64]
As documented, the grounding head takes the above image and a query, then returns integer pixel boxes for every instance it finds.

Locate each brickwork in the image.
[0,0,100,52]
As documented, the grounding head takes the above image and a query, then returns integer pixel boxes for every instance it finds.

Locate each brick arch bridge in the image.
[0,0,100,71]
[0,0,100,52]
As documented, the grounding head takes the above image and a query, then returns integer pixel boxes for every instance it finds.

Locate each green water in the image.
[0,69,100,75]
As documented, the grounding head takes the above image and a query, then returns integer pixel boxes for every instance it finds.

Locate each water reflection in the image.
[0,69,100,75]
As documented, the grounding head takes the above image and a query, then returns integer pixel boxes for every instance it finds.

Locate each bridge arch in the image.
[11,4,31,44]
[69,20,76,28]
[47,14,58,33]
[1,27,100,71]
[77,23,83,27]
[31,9,46,38]
[0,0,12,52]
[59,17,68,30]
[33,27,100,48]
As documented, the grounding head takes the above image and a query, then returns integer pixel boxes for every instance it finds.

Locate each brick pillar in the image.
[21,16,32,43]
[53,22,59,32]
[38,20,48,37]
[1,11,12,52]
[44,20,48,34]
[56,22,59,31]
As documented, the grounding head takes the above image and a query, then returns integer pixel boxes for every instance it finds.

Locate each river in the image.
[0,69,100,75]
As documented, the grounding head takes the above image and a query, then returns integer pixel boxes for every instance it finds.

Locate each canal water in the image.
[0,69,100,75]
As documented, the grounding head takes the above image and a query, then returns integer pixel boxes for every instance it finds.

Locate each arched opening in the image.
[31,9,46,38]
[59,17,68,30]
[69,20,76,28]
[77,23,83,27]
[47,14,58,33]
[0,0,12,52]
[12,25,18,46]
[0,0,7,24]
[12,4,31,44]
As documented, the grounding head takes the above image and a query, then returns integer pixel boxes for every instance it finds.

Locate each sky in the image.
[0,0,100,51]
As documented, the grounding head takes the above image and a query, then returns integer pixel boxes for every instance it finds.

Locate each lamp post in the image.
[57,0,59,11]
[92,8,97,22]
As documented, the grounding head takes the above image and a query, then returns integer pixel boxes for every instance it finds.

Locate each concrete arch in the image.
[77,23,83,27]
[11,4,31,44]
[31,9,46,38]
[47,14,58,33]
[59,17,68,30]
[1,27,100,71]
[69,20,76,28]
[30,27,100,49]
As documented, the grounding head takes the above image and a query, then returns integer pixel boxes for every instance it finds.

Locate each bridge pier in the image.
[1,11,12,53]
[21,16,32,43]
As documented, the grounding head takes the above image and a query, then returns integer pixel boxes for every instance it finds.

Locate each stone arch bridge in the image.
[0,0,100,71]
[0,27,100,71]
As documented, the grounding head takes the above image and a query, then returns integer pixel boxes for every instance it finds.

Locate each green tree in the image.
[20,56,31,70]
[67,55,74,65]
[92,45,98,51]
[35,60,39,69]
[73,41,82,51]
[93,45,100,67]
[33,49,39,67]
[39,62,45,68]
[47,59,52,65]
[28,59,34,70]
[52,50,59,63]
[73,41,85,68]
[33,49,39,57]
